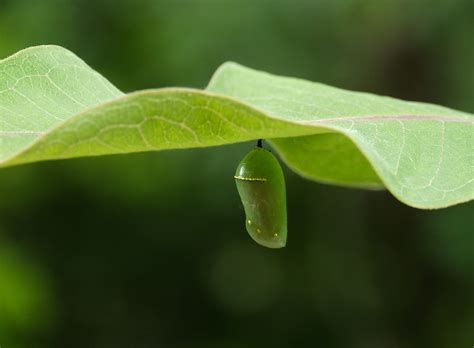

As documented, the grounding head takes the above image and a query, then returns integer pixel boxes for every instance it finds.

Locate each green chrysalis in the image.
[234,140,287,248]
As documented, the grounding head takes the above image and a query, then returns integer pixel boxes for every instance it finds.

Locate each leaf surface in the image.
[1,46,472,208]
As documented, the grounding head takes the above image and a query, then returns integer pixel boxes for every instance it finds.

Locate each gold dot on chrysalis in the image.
[247,220,252,225]
[256,228,262,234]
[273,233,278,237]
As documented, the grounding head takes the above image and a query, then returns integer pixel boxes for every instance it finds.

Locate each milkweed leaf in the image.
[1,46,472,208]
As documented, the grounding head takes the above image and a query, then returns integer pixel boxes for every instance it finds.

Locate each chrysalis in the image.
[234,140,287,248]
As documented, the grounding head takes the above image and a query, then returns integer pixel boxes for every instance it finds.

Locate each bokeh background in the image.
[0,0,473,347]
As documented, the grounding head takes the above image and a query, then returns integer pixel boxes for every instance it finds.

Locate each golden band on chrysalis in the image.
[234,176,267,181]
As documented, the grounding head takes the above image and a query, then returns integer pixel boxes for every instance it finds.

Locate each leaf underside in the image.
[0,45,472,208]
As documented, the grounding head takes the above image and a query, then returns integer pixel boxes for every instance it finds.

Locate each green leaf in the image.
[1,45,472,209]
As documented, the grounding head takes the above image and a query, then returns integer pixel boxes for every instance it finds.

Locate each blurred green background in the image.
[0,0,473,347]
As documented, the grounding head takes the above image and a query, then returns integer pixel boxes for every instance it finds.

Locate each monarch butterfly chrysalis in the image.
[234,140,287,248]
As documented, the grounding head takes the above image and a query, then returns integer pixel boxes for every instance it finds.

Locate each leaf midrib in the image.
[303,114,473,124]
